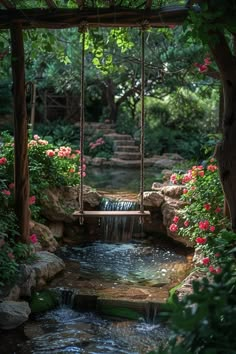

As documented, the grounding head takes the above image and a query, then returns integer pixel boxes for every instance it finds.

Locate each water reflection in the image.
[85,167,161,193]
[59,241,188,286]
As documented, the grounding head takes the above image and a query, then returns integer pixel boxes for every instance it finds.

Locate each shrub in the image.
[151,159,236,354]
[0,130,84,285]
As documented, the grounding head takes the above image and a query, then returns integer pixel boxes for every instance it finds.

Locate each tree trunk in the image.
[215,78,236,231]
[10,24,30,243]
[209,31,236,231]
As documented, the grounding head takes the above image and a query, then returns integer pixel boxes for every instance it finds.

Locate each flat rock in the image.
[143,191,164,207]
[0,301,31,329]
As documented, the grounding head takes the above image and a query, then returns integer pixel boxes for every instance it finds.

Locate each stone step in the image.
[104,133,133,141]
[114,152,141,160]
[96,128,116,135]
[84,122,116,129]
[115,146,139,153]
[113,140,136,147]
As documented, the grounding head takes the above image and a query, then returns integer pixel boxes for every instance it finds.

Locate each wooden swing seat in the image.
[73,210,150,217]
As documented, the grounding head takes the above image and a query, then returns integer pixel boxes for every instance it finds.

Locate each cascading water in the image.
[100,198,140,242]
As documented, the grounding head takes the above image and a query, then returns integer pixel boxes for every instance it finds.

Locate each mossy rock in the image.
[98,303,141,320]
[30,290,59,313]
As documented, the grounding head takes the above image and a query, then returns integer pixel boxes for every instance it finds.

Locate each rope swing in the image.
[74,23,150,221]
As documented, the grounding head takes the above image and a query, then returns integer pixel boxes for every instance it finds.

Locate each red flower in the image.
[204,57,211,65]
[199,220,210,230]
[183,188,188,194]
[173,216,179,223]
[215,253,221,258]
[196,237,207,244]
[203,203,211,211]
[8,183,14,189]
[202,257,210,265]
[2,189,10,196]
[169,223,178,232]
[198,170,204,177]
[215,207,221,213]
[29,234,38,244]
[209,225,215,232]
[29,196,36,205]
[0,157,7,165]
[184,220,190,227]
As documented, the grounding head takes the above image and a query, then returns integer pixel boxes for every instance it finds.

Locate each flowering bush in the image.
[169,158,234,274]
[85,133,114,159]
[0,130,84,285]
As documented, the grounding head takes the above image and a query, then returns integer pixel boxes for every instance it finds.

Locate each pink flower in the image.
[196,237,207,244]
[184,220,190,227]
[2,189,10,196]
[202,257,210,265]
[173,216,179,223]
[199,220,210,230]
[169,223,178,232]
[29,196,36,205]
[209,265,222,274]
[0,157,7,165]
[191,186,196,191]
[199,64,208,73]
[204,57,211,65]
[183,188,188,194]
[75,150,81,154]
[83,164,86,171]
[207,164,218,172]
[170,173,177,184]
[215,207,221,213]
[215,252,221,258]
[29,234,38,244]
[204,203,211,211]
[198,170,204,177]
[8,183,14,189]
[209,225,215,232]
[46,150,55,157]
[33,134,40,140]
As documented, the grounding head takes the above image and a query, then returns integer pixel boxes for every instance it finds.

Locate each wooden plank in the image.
[10,23,29,243]
[73,210,150,216]
[0,7,188,29]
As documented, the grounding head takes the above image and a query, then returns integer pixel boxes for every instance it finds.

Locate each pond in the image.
[85,167,162,193]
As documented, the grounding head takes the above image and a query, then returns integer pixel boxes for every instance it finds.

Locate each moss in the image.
[30,290,59,313]
[98,303,141,320]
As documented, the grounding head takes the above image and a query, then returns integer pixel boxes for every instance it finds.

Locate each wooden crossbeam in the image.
[0,6,188,29]
[45,0,57,9]
[0,0,14,9]
[73,210,151,217]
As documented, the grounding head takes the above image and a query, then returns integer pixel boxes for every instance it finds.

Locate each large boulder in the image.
[40,185,100,222]
[0,301,31,329]
[161,196,193,247]
[143,191,164,207]
[30,220,58,252]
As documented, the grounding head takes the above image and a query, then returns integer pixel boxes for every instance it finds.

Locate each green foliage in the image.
[0,130,83,285]
[154,260,236,354]
[34,121,80,148]
[30,290,59,314]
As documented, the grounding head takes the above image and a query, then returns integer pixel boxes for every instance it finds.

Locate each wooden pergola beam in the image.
[0,6,188,29]
[0,0,14,9]
[10,23,29,243]
[45,0,57,9]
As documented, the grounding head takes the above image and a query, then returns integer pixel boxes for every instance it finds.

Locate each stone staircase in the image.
[85,122,141,163]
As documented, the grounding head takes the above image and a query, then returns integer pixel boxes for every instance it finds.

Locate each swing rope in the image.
[78,23,87,222]
[75,23,150,220]
[140,28,145,214]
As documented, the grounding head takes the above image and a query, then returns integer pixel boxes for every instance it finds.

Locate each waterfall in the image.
[100,199,139,242]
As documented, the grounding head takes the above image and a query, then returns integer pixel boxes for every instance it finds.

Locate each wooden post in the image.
[10,23,30,243]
